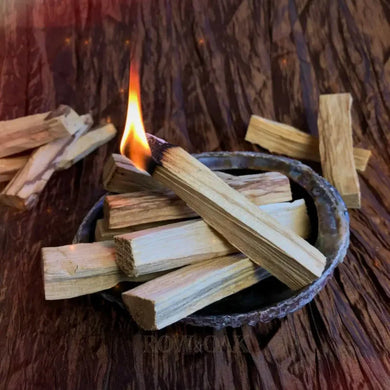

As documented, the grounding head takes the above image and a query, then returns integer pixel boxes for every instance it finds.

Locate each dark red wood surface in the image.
[1,1,390,389]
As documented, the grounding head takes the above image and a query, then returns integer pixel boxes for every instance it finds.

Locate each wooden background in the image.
[1,0,390,388]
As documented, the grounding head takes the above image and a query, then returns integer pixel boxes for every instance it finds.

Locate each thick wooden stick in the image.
[56,124,117,170]
[103,153,165,193]
[0,105,85,158]
[42,241,165,300]
[0,114,92,210]
[0,155,29,183]
[318,94,361,208]
[105,171,292,229]
[122,254,270,330]
[146,135,326,290]
[115,199,310,276]
[245,115,371,172]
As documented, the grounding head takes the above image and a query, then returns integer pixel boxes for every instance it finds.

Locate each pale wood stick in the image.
[245,115,371,172]
[122,254,270,330]
[318,94,361,208]
[0,155,29,183]
[94,218,179,242]
[56,123,117,170]
[0,114,92,210]
[146,135,326,290]
[42,241,165,300]
[0,105,86,158]
[102,153,165,193]
[105,171,292,229]
[115,199,310,276]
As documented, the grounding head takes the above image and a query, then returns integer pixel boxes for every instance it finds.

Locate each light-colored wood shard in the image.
[149,141,326,290]
[0,114,92,210]
[0,105,86,158]
[102,153,165,193]
[42,241,165,300]
[0,155,29,183]
[245,114,371,172]
[115,199,310,276]
[56,123,117,170]
[104,171,292,229]
[122,254,270,330]
[318,94,361,208]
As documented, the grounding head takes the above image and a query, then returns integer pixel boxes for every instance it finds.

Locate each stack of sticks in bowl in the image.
[41,93,371,330]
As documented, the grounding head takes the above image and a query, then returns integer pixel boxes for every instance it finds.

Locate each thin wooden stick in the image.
[146,134,326,290]
[115,199,310,276]
[122,254,269,330]
[318,93,361,208]
[245,115,371,171]
[0,155,29,183]
[42,241,165,300]
[104,171,292,229]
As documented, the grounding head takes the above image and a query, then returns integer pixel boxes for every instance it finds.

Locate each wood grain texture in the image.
[318,93,361,208]
[0,0,389,389]
[0,155,29,182]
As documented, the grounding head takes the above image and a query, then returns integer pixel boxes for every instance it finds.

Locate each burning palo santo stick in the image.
[102,153,165,193]
[119,62,326,290]
[0,155,29,183]
[245,114,371,172]
[115,199,310,276]
[122,254,270,330]
[56,123,117,170]
[42,241,165,300]
[0,105,86,158]
[104,171,292,229]
[0,114,92,210]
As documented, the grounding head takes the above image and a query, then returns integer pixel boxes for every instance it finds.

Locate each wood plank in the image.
[115,199,310,276]
[245,115,371,171]
[122,254,270,330]
[318,93,361,208]
[105,171,292,229]
[42,241,165,300]
[0,106,86,158]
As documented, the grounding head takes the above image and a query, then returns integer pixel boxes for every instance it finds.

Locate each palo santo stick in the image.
[103,153,165,193]
[56,123,117,170]
[94,218,179,242]
[0,105,86,158]
[0,114,92,210]
[42,241,165,300]
[0,155,29,183]
[318,94,361,208]
[115,199,310,276]
[245,115,371,172]
[122,254,270,330]
[145,134,326,290]
[105,171,292,229]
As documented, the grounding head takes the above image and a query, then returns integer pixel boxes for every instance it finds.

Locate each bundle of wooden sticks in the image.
[41,93,371,330]
[0,106,117,210]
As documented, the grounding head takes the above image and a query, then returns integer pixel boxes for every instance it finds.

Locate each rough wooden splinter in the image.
[104,171,292,229]
[318,93,361,208]
[42,241,165,300]
[115,199,310,276]
[102,153,165,193]
[0,114,92,210]
[122,254,270,330]
[145,134,326,290]
[0,155,29,183]
[0,105,85,158]
[56,123,117,170]
[245,115,371,172]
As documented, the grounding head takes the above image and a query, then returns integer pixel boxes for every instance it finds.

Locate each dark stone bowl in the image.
[73,152,349,329]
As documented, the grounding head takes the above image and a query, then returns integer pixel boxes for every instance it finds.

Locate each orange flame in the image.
[120,61,151,171]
